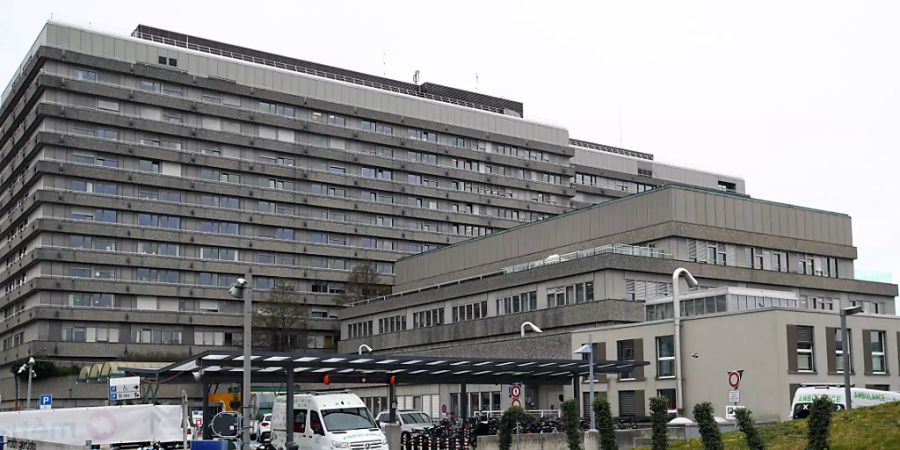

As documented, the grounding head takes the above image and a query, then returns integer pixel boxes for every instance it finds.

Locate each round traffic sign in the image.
[728,371,742,388]
[511,385,521,397]
[511,399,521,407]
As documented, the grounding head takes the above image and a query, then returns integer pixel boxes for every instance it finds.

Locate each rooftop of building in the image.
[131,24,525,117]
[399,183,852,264]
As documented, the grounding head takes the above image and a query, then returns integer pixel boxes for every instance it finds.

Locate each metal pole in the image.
[242,284,252,449]
[841,311,852,410]
[26,368,33,410]
[672,270,684,415]
[588,334,596,431]
[286,365,295,445]
[202,383,211,439]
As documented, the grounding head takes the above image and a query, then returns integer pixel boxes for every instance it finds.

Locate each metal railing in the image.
[501,244,671,274]
[131,32,509,115]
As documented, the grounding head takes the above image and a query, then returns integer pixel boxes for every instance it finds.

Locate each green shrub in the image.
[734,407,765,449]
[807,396,833,450]
[692,402,723,450]
[593,396,618,450]
[498,406,529,450]
[649,396,669,450]
[561,399,583,450]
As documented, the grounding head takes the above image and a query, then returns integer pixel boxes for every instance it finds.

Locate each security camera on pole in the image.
[18,357,36,410]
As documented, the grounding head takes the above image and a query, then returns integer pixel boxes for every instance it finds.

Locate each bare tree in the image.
[339,262,391,305]
[253,280,308,352]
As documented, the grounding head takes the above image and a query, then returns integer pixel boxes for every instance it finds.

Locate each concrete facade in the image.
[571,307,900,422]
[0,21,741,409]
[337,185,896,421]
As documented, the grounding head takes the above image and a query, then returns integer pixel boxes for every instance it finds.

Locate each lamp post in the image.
[672,268,698,415]
[840,305,863,410]
[358,344,373,355]
[520,321,543,338]
[18,357,36,410]
[574,338,597,432]
[228,277,251,450]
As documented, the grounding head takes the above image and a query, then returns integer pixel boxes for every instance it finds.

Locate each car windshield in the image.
[401,412,433,424]
[322,407,377,432]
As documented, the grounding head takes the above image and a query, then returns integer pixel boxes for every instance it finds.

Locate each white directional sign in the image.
[109,376,142,401]
[728,390,740,403]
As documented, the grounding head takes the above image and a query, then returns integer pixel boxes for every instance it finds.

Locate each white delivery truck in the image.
[789,386,900,419]
[271,391,388,450]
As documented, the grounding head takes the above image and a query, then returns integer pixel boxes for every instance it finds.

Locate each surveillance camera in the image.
[192,369,205,381]
[229,278,248,298]
[690,353,700,359]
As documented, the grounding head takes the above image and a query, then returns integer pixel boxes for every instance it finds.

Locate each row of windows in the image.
[55,119,565,214]
[347,321,373,339]
[50,265,367,298]
[378,315,406,334]
[547,282,594,307]
[56,177,502,239]
[55,75,569,189]
[688,240,842,278]
[107,67,566,165]
[451,301,488,323]
[793,325,888,374]
[413,308,445,329]
[496,291,539,315]
[574,173,656,194]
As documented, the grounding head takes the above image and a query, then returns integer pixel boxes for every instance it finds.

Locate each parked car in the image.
[255,413,272,441]
[376,410,436,437]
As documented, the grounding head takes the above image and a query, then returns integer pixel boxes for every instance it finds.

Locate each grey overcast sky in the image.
[3,1,898,294]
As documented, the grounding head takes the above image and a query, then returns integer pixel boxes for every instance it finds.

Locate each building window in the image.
[656,336,675,378]
[413,308,444,329]
[796,326,815,372]
[618,340,636,380]
[835,328,852,373]
[618,391,637,417]
[657,389,676,411]
[870,331,886,374]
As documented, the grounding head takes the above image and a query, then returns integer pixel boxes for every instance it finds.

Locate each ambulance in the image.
[271,391,388,449]
[789,386,900,419]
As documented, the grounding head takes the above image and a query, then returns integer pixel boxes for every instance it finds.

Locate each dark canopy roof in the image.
[127,350,648,386]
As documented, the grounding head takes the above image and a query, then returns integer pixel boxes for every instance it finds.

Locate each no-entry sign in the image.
[727,370,743,389]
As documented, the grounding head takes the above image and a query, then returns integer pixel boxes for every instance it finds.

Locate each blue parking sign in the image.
[39,394,52,409]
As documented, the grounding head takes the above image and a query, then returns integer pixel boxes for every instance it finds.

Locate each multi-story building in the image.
[0,19,739,384]
[337,185,898,420]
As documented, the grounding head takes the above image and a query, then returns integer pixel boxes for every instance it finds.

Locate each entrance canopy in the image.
[126,350,649,386]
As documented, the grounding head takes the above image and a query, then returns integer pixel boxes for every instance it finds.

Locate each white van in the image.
[271,392,388,450]
[789,386,900,419]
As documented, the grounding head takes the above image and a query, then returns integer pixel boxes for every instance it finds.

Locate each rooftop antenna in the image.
[413,70,420,85]
[475,73,480,91]
[382,51,386,76]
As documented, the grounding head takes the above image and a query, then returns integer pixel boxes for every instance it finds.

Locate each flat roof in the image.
[125,350,648,386]
[398,184,851,263]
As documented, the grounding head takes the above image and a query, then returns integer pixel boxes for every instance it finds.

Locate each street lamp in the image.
[358,344,373,355]
[672,268,698,415]
[520,321,543,338]
[228,277,251,450]
[840,305,863,410]
[574,337,597,432]
[18,357,36,410]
